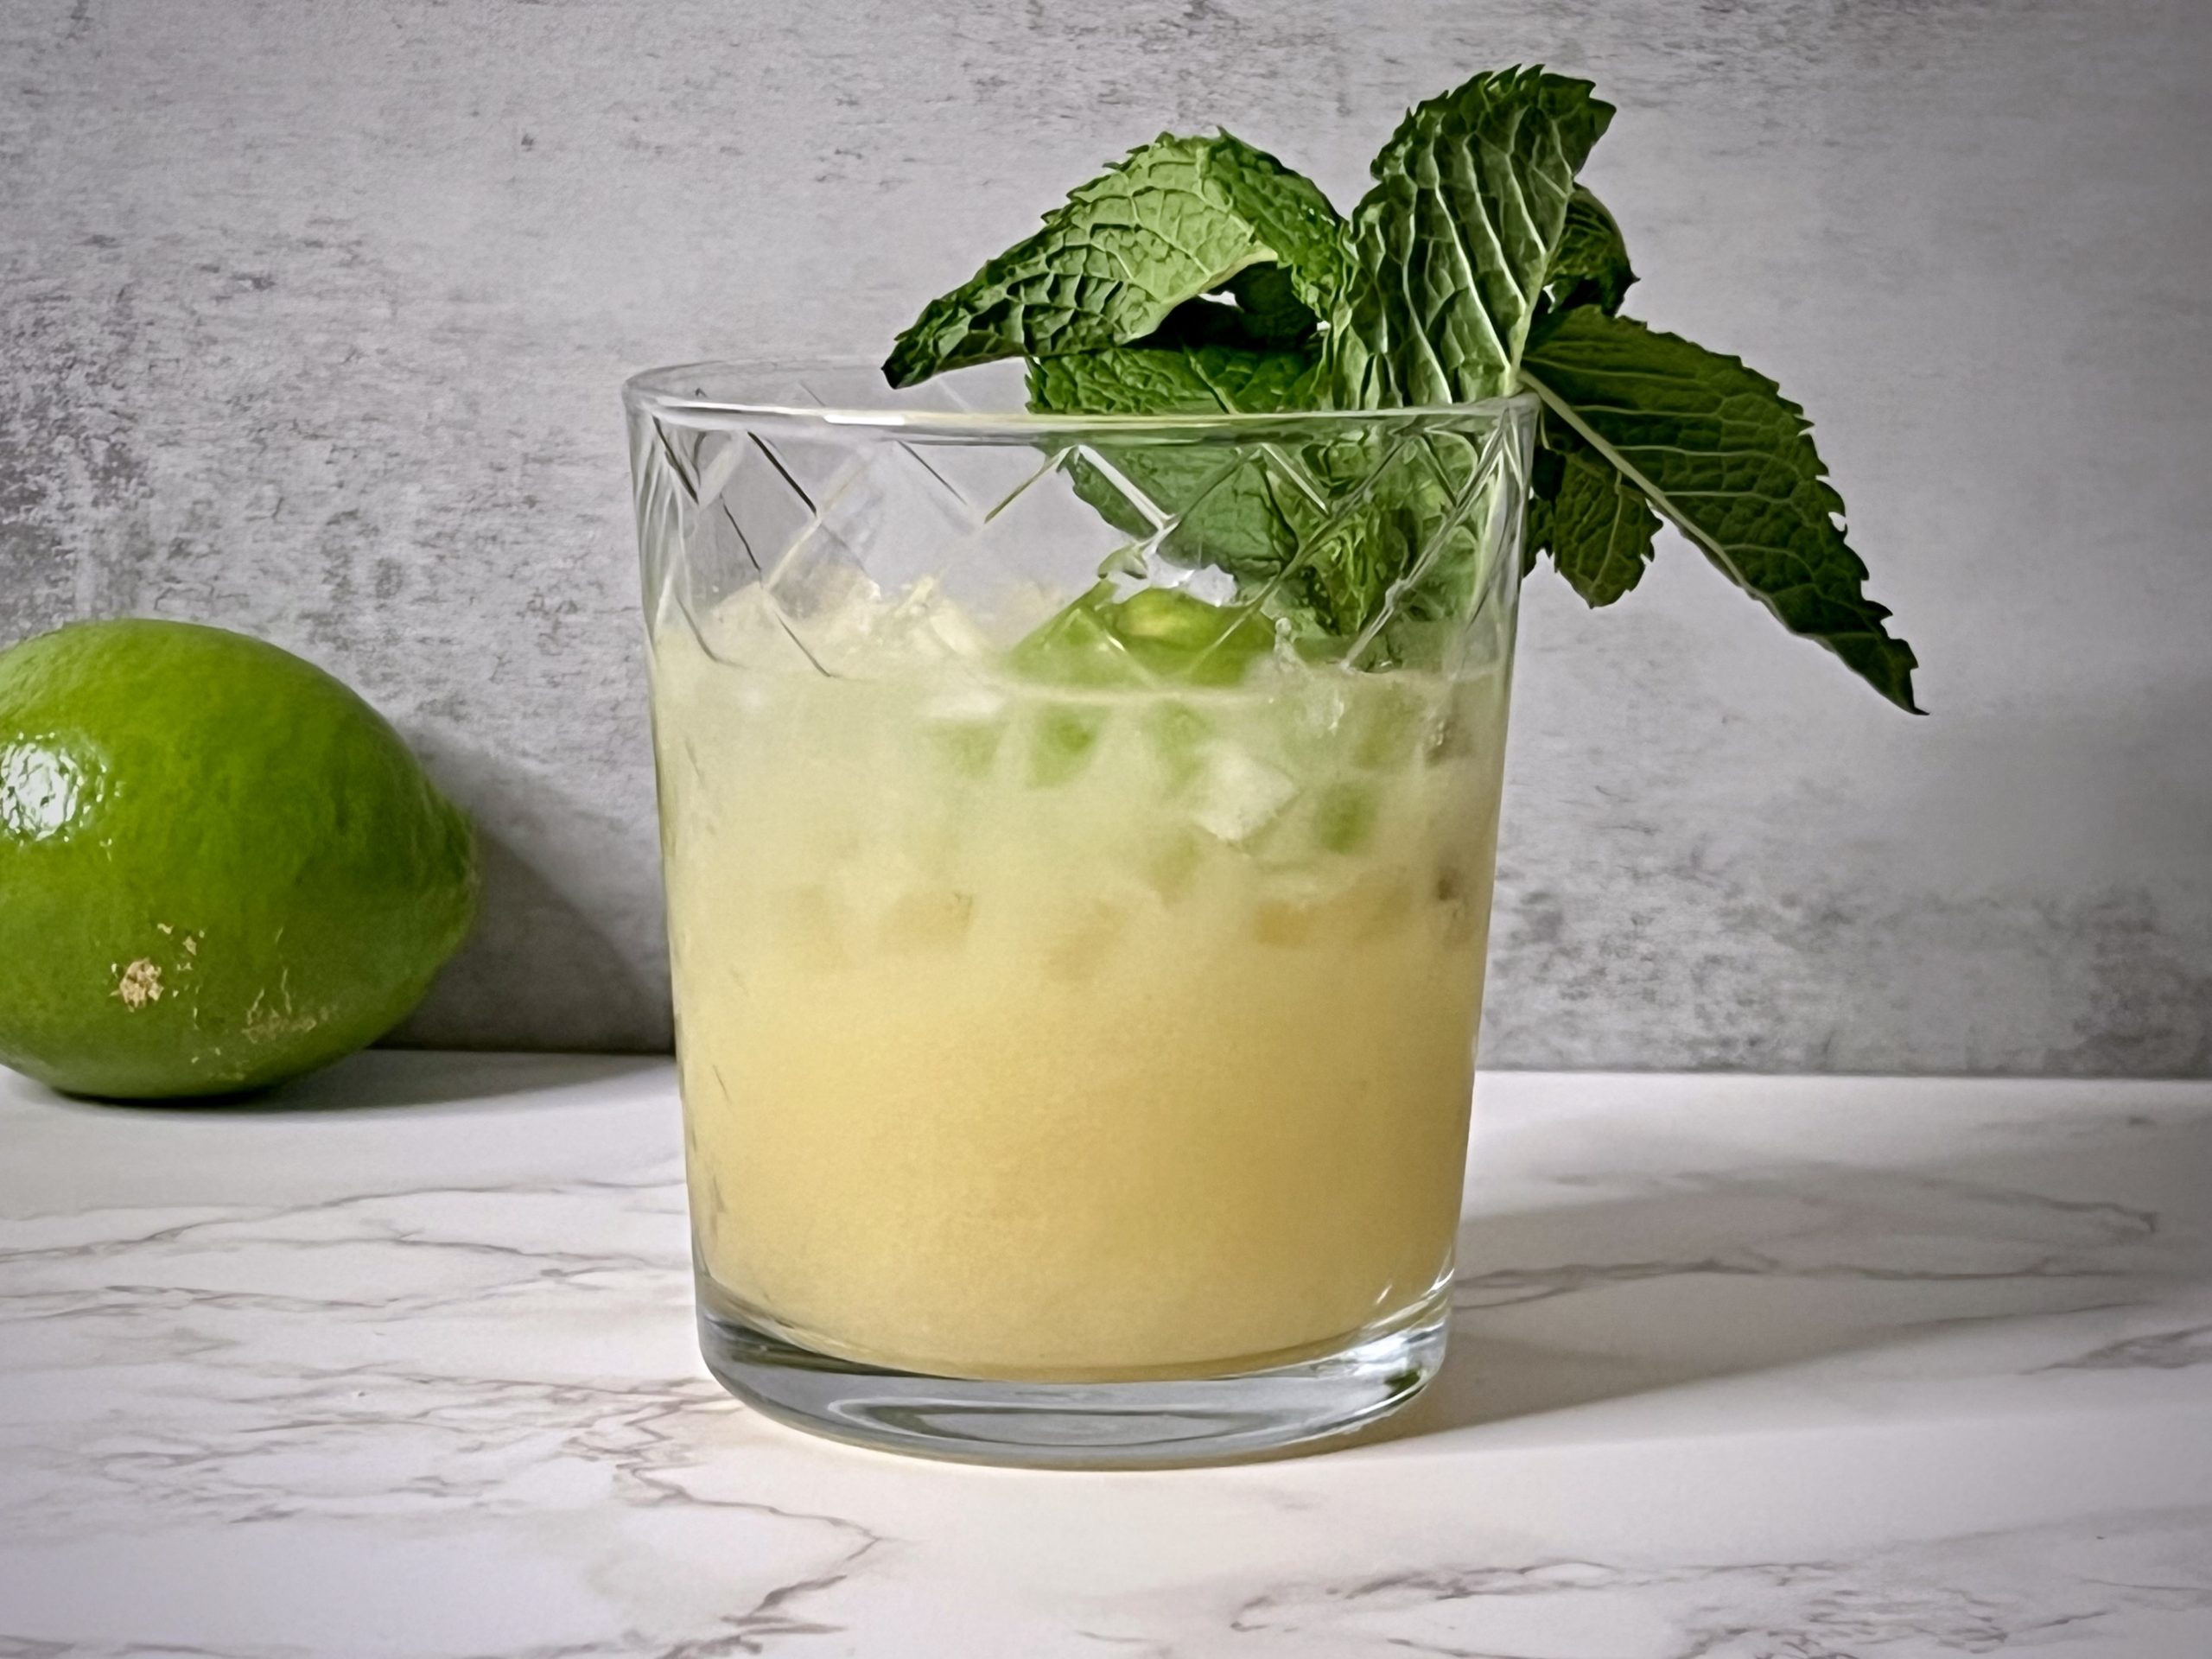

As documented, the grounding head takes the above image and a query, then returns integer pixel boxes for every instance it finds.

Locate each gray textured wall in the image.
[5,0,2208,1073]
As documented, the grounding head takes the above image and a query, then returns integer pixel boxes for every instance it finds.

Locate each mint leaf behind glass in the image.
[1524,188,1655,603]
[1026,304,1323,416]
[1526,415,1661,604]
[1522,308,1921,710]
[1032,355,1494,664]
[1026,314,1494,661]
[883,133,1344,388]
[1328,68,1614,408]
[1026,314,1322,588]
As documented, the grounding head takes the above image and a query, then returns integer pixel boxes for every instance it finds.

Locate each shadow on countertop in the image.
[1360,1096,2212,1451]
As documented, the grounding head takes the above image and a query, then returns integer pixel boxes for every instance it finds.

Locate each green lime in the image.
[0,620,479,1100]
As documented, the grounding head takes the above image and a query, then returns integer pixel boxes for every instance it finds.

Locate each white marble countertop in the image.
[3,1057,2209,1657]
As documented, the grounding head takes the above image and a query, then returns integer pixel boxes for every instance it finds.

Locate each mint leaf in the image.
[1328,68,1614,408]
[1521,185,1648,601]
[1217,263,1319,346]
[1521,308,1921,709]
[1027,334,1484,659]
[1526,413,1659,604]
[1027,321,1321,587]
[1546,186,1636,316]
[884,133,1344,388]
[1201,140,1349,315]
[1026,327,1484,657]
[1026,308,1324,416]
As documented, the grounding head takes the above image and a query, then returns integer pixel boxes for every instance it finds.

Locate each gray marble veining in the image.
[3,1057,2210,1655]
[3,1,2209,1071]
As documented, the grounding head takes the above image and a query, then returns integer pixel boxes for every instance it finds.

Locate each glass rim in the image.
[624,356,1540,442]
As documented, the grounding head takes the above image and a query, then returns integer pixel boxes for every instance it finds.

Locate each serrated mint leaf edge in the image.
[1518,362,1923,712]
[884,132,1344,389]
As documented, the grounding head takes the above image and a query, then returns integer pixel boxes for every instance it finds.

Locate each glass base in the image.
[696,1287,1450,1468]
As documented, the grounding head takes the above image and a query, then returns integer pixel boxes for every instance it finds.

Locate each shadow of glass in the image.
[1361,1103,2212,1447]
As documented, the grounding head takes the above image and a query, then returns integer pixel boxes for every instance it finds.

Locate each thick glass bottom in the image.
[696,1284,1450,1468]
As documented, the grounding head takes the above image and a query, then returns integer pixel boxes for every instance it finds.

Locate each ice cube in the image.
[1140,828,1207,903]
[879,888,976,954]
[1310,781,1379,854]
[1268,671,1354,770]
[1350,682,1431,772]
[885,576,994,662]
[784,563,888,671]
[922,685,1010,779]
[921,685,1008,722]
[1044,898,1131,983]
[773,886,849,972]
[1253,869,1414,948]
[1142,701,1212,792]
[1433,861,1487,946]
[688,586,828,674]
[1426,673,1503,766]
[1027,703,1109,786]
[1191,743,1300,844]
[749,572,1002,676]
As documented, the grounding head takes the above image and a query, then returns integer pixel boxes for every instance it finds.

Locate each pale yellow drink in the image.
[652,588,1509,1381]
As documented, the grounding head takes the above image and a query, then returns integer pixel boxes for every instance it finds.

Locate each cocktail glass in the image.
[625,360,1533,1465]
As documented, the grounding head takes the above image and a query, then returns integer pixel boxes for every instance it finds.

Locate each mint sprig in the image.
[884,67,1921,711]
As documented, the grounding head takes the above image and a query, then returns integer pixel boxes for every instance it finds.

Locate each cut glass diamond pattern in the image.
[632,364,1529,677]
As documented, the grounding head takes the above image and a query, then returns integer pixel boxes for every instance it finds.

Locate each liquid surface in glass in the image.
[652,581,1509,1381]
